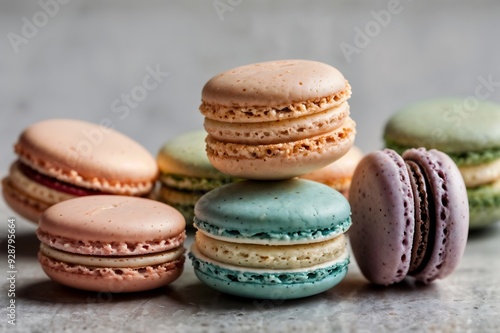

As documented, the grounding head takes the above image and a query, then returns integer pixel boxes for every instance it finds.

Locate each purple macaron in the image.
[349,148,469,285]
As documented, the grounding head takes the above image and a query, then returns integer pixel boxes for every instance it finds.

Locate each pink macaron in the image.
[349,148,469,285]
[37,195,186,292]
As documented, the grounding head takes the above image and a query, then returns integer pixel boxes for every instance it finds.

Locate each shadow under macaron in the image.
[16,279,176,304]
[168,281,328,311]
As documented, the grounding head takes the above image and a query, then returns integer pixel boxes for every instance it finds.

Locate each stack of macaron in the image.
[200,59,356,180]
[190,59,356,299]
[384,99,500,228]
[2,119,158,222]
[0,119,190,292]
[156,130,236,224]
[1,61,473,296]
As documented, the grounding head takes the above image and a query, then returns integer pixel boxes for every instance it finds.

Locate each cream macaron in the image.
[37,195,186,292]
[301,146,363,196]
[200,59,356,180]
[2,119,158,222]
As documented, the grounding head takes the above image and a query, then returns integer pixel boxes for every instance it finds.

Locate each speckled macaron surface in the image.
[200,59,356,180]
[384,98,500,228]
[190,179,351,299]
[349,148,468,285]
[37,195,186,292]
[1,118,158,222]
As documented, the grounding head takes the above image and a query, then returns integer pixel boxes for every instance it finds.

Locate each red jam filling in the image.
[18,162,106,196]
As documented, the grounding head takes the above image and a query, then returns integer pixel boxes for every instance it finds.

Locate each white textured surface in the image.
[1,0,500,332]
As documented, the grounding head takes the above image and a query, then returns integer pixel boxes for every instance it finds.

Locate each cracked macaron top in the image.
[193,179,352,245]
[349,148,468,285]
[37,195,186,256]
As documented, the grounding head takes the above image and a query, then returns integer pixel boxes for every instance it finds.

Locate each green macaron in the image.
[156,131,235,223]
[384,98,500,228]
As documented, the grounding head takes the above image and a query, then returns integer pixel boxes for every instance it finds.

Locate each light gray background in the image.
[1,1,500,332]
[2,0,500,174]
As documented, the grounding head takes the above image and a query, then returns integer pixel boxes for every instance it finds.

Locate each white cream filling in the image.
[460,158,500,187]
[40,243,185,268]
[190,242,349,274]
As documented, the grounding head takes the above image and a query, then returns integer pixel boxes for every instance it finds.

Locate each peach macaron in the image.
[301,146,363,197]
[2,119,158,222]
[200,59,356,180]
[37,195,186,292]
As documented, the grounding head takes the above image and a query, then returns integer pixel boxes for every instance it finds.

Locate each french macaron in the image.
[301,146,363,197]
[37,195,186,292]
[384,99,500,228]
[200,59,356,180]
[189,179,351,299]
[349,148,469,285]
[2,119,158,222]
[156,130,236,224]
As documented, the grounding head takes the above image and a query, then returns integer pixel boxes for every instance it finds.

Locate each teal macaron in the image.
[156,131,236,223]
[189,179,351,300]
[384,98,500,228]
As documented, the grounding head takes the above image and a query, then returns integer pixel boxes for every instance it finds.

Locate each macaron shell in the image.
[206,119,355,180]
[38,195,186,254]
[403,149,469,282]
[384,98,500,154]
[190,243,349,300]
[201,59,348,114]
[195,179,351,243]
[157,130,229,180]
[15,119,158,194]
[349,149,415,285]
[39,252,184,292]
[192,266,347,300]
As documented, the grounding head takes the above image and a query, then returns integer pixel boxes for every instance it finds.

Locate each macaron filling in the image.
[385,139,500,166]
[40,243,185,268]
[160,173,233,192]
[194,217,351,245]
[195,232,347,269]
[189,243,349,285]
[36,229,187,256]
[17,161,105,196]
[405,160,436,275]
